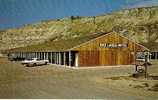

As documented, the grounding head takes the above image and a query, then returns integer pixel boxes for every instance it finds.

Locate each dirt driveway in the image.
[0,58,158,99]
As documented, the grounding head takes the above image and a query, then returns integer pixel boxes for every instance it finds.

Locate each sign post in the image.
[144,50,149,78]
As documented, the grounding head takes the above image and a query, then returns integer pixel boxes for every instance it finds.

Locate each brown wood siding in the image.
[72,32,148,66]
[79,51,99,66]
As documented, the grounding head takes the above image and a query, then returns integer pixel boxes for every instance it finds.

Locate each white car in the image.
[21,58,49,67]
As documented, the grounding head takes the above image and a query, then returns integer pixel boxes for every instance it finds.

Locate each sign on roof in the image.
[99,43,128,48]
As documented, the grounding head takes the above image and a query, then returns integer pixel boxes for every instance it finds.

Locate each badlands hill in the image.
[0,6,158,51]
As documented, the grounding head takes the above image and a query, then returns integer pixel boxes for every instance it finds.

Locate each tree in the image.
[70,16,74,23]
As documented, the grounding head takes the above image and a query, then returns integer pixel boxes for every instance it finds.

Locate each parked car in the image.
[21,58,49,67]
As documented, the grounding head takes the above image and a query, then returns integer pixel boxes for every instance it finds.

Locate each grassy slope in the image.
[0,6,158,50]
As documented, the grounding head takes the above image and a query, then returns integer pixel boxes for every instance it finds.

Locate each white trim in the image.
[68,31,149,51]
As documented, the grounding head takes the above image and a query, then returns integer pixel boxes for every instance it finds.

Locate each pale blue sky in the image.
[0,0,157,29]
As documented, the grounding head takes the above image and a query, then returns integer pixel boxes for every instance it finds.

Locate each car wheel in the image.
[45,62,48,65]
[26,64,30,67]
[33,63,36,66]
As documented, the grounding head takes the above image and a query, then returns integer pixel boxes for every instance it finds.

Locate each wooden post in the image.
[26,52,29,59]
[19,52,21,58]
[50,52,52,64]
[47,52,48,60]
[57,52,59,64]
[52,52,54,63]
[144,54,148,78]
[44,52,46,60]
[55,53,57,64]
[35,52,37,58]
[39,52,40,59]
[135,65,138,72]
[37,52,38,58]
[59,52,61,65]
[64,52,66,66]
[69,51,71,67]
[56,52,57,64]
[54,52,56,64]
[21,52,23,58]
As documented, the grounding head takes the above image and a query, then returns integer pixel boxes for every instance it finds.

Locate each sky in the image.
[0,0,158,30]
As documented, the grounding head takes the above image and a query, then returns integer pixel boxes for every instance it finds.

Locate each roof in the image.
[6,32,106,53]
[6,31,149,53]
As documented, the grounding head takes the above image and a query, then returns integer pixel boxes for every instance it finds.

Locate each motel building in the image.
[7,32,149,68]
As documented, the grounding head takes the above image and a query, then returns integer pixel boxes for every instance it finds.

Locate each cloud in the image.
[125,0,158,9]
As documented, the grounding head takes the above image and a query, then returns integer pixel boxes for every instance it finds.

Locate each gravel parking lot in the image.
[0,57,158,99]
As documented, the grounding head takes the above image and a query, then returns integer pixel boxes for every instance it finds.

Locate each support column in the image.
[58,53,60,65]
[26,52,28,59]
[30,52,32,58]
[40,52,42,59]
[56,52,59,65]
[64,52,66,66]
[52,52,53,64]
[19,52,21,58]
[50,52,52,64]
[41,52,42,59]
[29,52,31,59]
[37,52,38,59]
[47,52,49,60]
[46,52,48,60]
[55,53,57,64]
[69,51,71,67]
[59,52,61,65]
[27,52,29,59]
[35,52,37,58]
[38,52,40,59]
[44,52,46,60]
[21,52,23,58]
[21,52,22,58]
[155,52,157,60]
[54,52,56,64]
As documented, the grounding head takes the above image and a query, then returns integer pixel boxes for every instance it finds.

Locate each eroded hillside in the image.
[0,6,158,50]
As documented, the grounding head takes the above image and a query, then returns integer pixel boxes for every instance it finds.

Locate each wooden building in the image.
[6,32,149,67]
